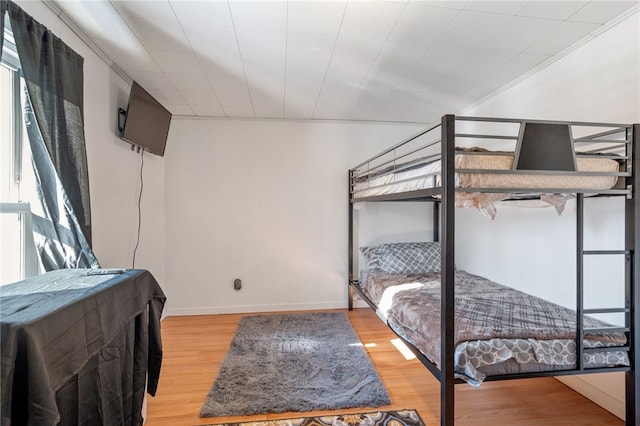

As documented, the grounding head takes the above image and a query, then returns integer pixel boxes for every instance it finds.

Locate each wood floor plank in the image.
[145,308,623,425]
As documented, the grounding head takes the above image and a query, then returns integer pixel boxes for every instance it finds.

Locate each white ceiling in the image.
[49,0,639,124]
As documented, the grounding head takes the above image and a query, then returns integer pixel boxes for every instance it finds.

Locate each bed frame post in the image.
[433,202,440,242]
[348,169,355,311]
[440,114,456,426]
[576,193,584,371]
[625,124,639,426]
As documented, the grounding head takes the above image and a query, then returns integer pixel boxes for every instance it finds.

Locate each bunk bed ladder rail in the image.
[576,195,632,368]
[348,169,356,311]
[577,123,637,426]
[627,124,639,426]
[576,194,633,362]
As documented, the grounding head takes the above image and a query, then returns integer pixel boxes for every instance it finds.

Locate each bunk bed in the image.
[347,115,639,426]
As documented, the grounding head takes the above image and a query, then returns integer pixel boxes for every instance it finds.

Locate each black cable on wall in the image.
[132,149,144,268]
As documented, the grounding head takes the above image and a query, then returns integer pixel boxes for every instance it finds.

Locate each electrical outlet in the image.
[234,278,242,290]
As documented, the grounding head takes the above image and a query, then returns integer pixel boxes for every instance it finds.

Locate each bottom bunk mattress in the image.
[359,270,629,386]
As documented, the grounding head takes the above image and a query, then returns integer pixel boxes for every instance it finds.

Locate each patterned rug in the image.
[203,409,424,426]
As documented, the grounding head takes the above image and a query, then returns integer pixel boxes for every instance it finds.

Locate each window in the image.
[1,21,38,285]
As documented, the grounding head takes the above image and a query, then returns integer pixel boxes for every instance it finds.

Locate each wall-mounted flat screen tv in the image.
[120,81,172,157]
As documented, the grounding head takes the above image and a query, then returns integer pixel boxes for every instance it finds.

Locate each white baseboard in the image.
[555,374,625,420]
[164,301,347,317]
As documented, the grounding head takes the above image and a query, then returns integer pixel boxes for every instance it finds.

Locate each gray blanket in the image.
[1,269,166,425]
[362,270,628,385]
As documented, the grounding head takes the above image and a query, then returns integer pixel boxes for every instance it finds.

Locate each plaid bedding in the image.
[361,270,629,386]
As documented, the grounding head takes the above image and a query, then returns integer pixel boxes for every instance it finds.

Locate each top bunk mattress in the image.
[352,151,620,201]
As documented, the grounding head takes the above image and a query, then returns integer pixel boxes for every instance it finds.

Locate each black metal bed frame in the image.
[347,114,640,426]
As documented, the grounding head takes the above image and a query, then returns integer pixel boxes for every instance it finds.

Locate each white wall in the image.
[164,118,423,315]
[14,1,166,286]
[357,202,434,249]
[457,11,639,420]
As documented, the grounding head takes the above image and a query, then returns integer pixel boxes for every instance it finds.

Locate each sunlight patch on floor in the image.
[390,338,416,360]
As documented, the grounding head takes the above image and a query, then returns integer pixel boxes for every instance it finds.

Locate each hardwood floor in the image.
[145,308,623,426]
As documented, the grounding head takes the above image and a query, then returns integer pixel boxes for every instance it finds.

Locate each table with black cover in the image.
[0,269,166,425]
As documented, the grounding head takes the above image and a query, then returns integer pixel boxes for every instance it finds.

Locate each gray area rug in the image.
[200,312,391,417]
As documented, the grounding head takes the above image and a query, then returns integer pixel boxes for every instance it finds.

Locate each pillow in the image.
[360,241,441,274]
[378,242,441,274]
[360,245,382,272]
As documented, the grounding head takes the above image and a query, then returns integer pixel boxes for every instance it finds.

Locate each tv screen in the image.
[120,81,172,157]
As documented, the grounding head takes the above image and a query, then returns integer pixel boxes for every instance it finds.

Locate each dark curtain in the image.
[23,94,99,269]
[6,1,98,269]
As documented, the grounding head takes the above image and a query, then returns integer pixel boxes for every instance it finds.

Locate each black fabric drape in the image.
[7,1,98,269]
[8,1,93,245]
[23,94,99,269]
[1,269,166,425]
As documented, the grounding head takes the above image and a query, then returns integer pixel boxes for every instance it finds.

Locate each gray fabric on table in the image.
[1,269,166,426]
